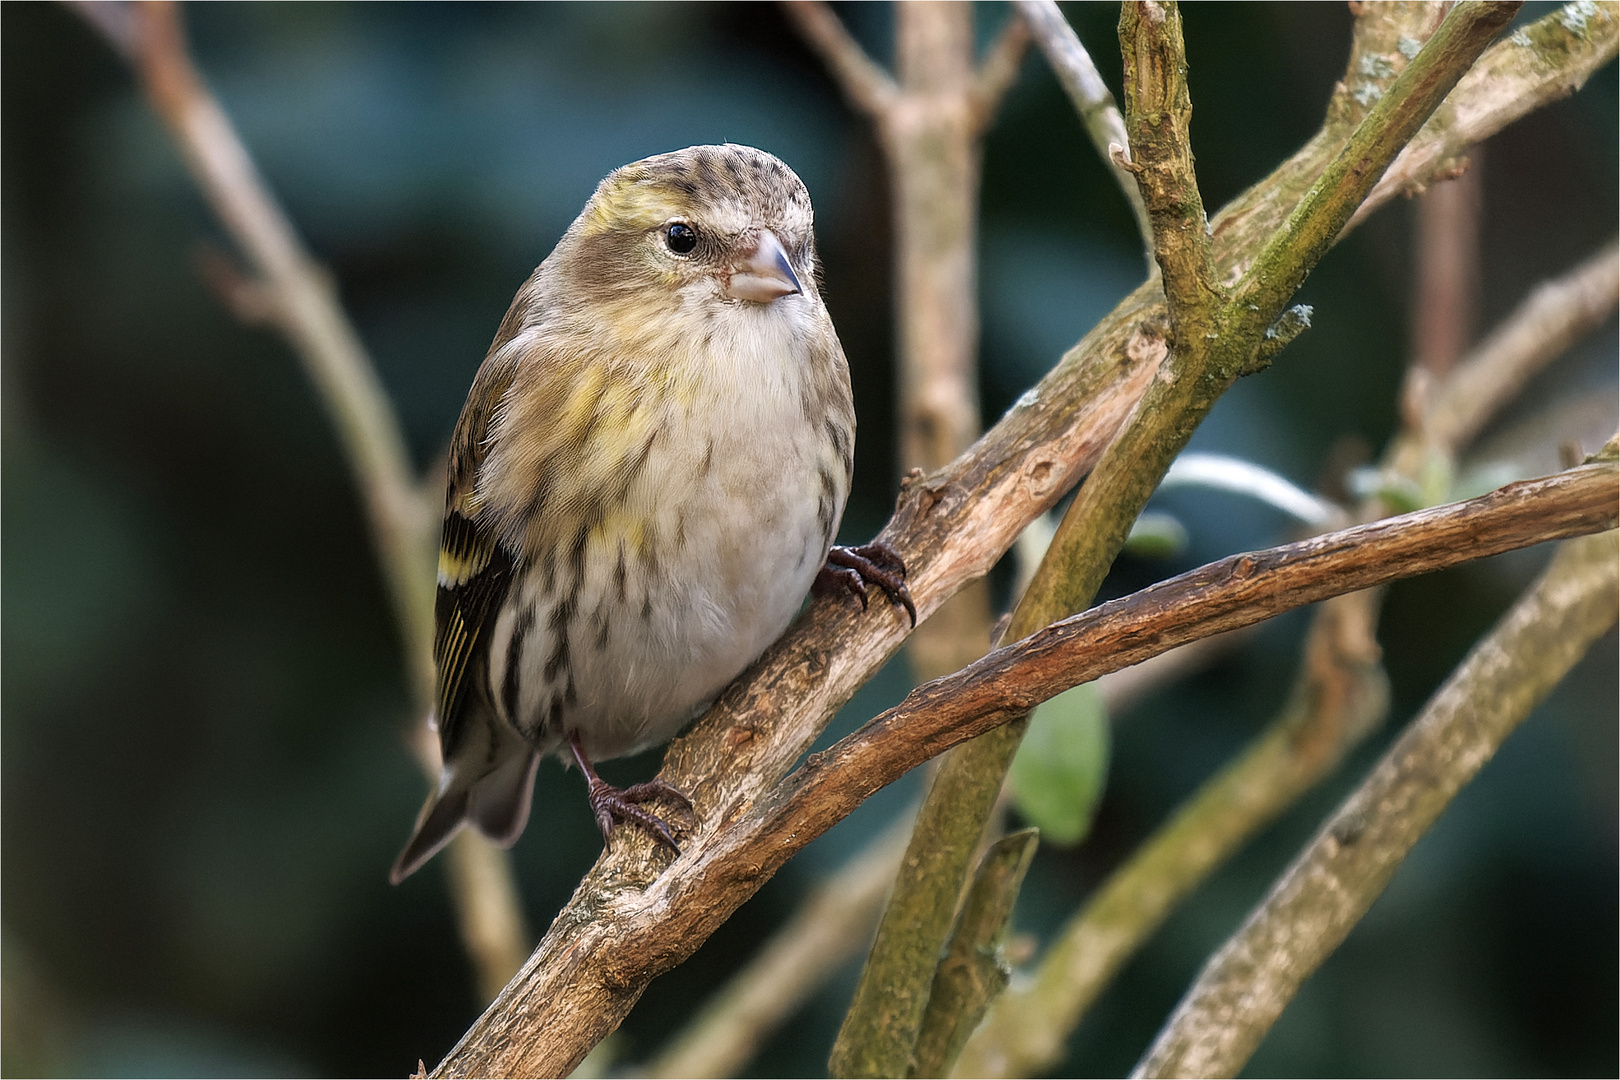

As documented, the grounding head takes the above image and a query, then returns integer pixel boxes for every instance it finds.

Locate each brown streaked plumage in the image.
[391,145,909,883]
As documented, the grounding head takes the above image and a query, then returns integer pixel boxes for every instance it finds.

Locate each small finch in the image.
[391,144,912,883]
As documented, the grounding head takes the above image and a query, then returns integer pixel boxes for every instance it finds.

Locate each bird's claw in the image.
[815,541,917,627]
[586,777,693,853]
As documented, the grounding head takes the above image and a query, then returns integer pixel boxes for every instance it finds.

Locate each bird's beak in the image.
[725,229,802,303]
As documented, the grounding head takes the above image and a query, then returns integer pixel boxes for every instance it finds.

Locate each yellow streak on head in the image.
[581,168,689,236]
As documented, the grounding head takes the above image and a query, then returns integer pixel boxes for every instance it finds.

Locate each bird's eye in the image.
[665,222,698,255]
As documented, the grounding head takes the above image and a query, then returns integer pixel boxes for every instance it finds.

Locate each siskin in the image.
[391,144,912,883]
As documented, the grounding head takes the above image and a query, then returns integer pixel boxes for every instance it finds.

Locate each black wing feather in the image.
[434,509,515,752]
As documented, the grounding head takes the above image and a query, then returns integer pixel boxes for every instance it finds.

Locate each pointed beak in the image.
[724,229,802,303]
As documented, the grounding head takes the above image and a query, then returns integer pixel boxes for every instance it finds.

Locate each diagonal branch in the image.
[780,0,899,120]
[952,109,1619,1080]
[850,9,1520,1074]
[114,0,437,683]
[1134,525,1620,1078]
[1423,238,1619,452]
[71,0,530,1004]
[968,12,1033,133]
[640,811,915,1079]
[1348,0,1619,231]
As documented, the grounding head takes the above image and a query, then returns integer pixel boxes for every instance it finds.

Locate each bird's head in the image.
[561,144,818,310]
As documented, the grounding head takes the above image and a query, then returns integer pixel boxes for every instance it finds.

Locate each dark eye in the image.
[665,222,698,254]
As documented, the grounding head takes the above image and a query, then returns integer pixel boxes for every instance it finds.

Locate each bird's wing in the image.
[433,356,519,750]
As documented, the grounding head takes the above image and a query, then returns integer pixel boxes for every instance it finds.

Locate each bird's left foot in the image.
[569,733,694,853]
[815,541,917,627]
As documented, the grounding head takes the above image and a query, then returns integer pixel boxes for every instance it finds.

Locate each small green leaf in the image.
[1124,510,1189,559]
[1008,682,1110,846]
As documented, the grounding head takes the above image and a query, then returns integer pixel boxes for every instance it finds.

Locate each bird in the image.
[390,144,913,884]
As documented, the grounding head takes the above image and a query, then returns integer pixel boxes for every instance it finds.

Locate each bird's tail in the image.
[390,711,540,884]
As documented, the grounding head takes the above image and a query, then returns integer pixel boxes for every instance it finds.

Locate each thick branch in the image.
[828,3,1009,1069]
[1134,527,1620,1078]
[1014,0,1154,254]
[1348,0,1619,230]
[642,625,1238,1078]
[840,8,1221,1071]
[431,6,1606,1069]
[888,12,1517,1068]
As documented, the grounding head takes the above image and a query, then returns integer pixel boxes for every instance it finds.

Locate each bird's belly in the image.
[496,411,842,763]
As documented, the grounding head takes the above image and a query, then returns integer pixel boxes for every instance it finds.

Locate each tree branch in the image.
[1347,0,1619,231]
[1226,1,1522,342]
[1014,0,1154,255]
[429,5,1604,1069]
[861,8,1518,1071]
[1119,1,1219,323]
[1424,238,1619,453]
[836,6,1223,1070]
[1134,526,1620,1078]
[640,624,1243,1078]
[780,0,899,120]
[826,2,1018,1067]
[968,11,1033,133]
[910,829,1039,1078]
[113,0,437,688]
[953,588,1388,1078]
[73,0,530,1004]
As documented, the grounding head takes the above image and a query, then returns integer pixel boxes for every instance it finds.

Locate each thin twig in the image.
[1423,238,1619,453]
[125,0,437,685]
[1134,526,1620,1078]
[780,0,899,119]
[1014,0,1154,255]
[969,12,1034,133]
[73,0,530,1000]
[1410,157,1483,377]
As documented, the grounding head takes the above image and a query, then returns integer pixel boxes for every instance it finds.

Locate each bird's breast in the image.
[490,299,853,762]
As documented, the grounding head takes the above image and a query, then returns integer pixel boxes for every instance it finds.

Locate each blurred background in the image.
[3,3,1614,1076]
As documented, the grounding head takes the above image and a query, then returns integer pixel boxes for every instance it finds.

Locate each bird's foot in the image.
[815,541,917,627]
[584,776,693,853]
[569,731,692,852]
